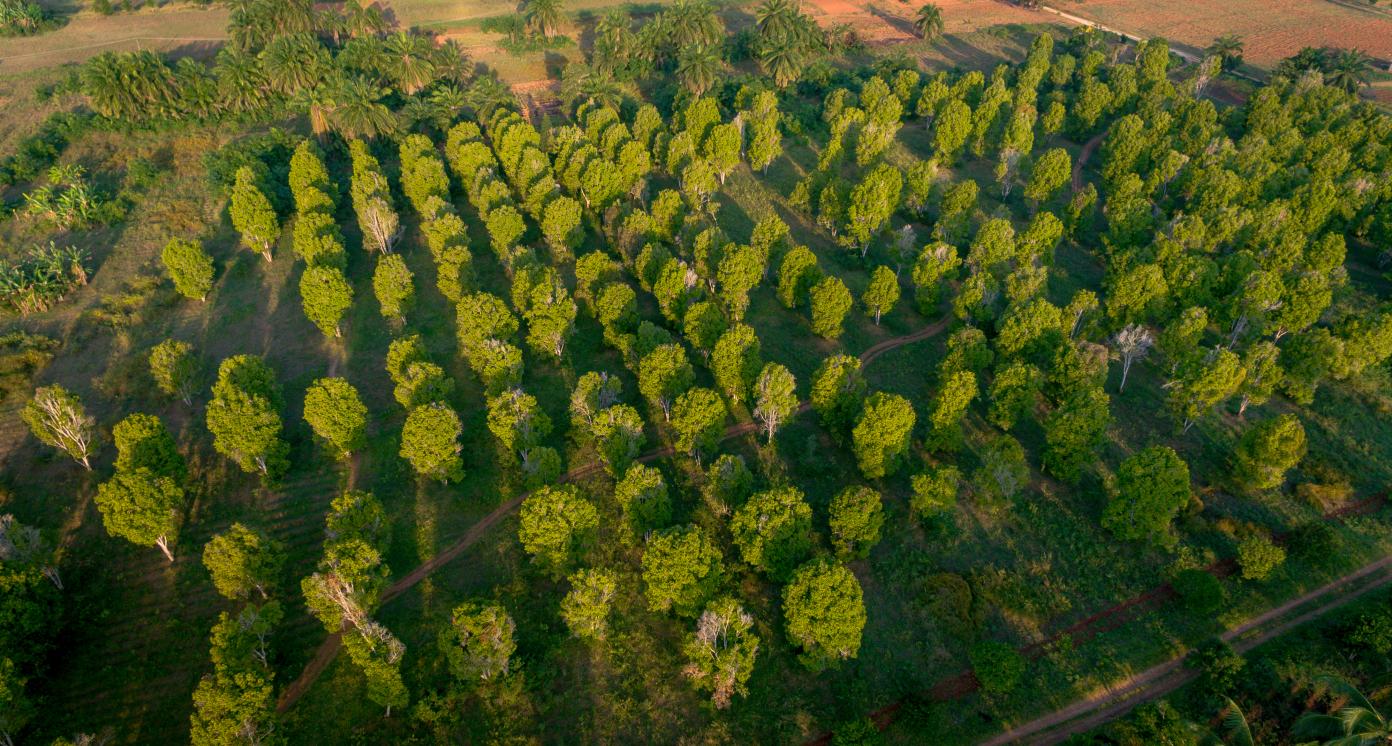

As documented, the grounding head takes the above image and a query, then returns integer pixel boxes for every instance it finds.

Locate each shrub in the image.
[1172,569,1223,616]
[970,640,1025,695]
[1236,535,1286,581]
[1185,638,1244,694]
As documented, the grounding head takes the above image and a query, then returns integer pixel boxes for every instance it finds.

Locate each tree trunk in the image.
[80,454,91,470]
[262,249,273,263]
[1119,358,1132,393]
[1238,394,1251,417]
[875,309,882,325]
[156,536,174,562]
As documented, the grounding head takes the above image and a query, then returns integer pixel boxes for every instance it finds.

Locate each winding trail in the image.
[1072,131,1106,195]
[275,314,955,712]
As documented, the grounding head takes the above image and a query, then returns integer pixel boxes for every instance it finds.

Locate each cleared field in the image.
[805,0,1049,44]
[0,5,228,74]
[1064,0,1392,66]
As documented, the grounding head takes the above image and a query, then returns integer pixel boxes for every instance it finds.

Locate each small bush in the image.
[1348,609,1392,654]
[970,640,1025,695]
[1236,535,1286,582]
[1185,638,1244,694]
[1172,569,1223,616]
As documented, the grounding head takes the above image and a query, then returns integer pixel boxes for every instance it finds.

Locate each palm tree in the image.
[1195,697,1254,746]
[464,75,517,120]
[261,33,330,96]
[759,38,802,88]
[677,45,722,97]
[343,0,388,39]
[914,3,944,42]
[523,0,563,39]
[1293,675,1392,745]
[385,32,437,95]
[1326,49,1372,93]
[560,63,625,112]
[1207,34,1244,72]
[214,48,271,115]
[668,0,723,49]
[327,77,397,140]
[755,0,798,43]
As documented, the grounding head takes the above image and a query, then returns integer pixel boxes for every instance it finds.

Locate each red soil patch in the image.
[1067,0,1392,66]
[804,0,1045,44]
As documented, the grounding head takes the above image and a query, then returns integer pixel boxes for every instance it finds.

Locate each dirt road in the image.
[981,553,1392,745]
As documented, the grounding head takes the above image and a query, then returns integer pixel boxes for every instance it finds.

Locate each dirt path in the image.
[275,313,954,712]
[985,553,1392,746]
[1072,132,1106,195]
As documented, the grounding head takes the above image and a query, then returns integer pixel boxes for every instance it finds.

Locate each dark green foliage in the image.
[1172,569,1223,616]
[970,640,1025,695]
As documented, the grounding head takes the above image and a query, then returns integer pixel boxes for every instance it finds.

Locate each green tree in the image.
[846,164,903,256]
[561,567,617,641]
[829,485,883,559]
[974,434,1030,506]
[112,412,184,480]
[95,467,184,561]
[229,166,280,262]
[22,384,96,469]
[1041,386,1110,482]
[149,339,199,405]
[642,525,725,617]
[752,362,798,442]
[711,324,762,405]
[988,361,1040,431]
[970,640,1025,695]
[701,453,754,514]
[162,238,215,302]
[809,276,853,339]
[851,392,916,479]
[782,559,866,671]
[372,253,414,324]
[715,244,765,321]
[777,245,821,309]
[730,486,814,580]
[811,354,867,433]
[202,523,284,600]
[862,266,900,325]
[614,462,672,540]
[541,195,583,258]
[1103,445,1191,546]
[1024,147,1070,205]
[934,99,971,163]
[519,485,598,578]
[1234,414,1305,492]
[303,377,368,459]
[1173,568,1224,616]
[1168,349,1245,432]
[671,387,727,462]
[683,597,759,709]
[206,355,287,479]
[299,265,354,337]
[400,403,464,482]
[439,601,515,683]
[927,370,976,449]
[590,403,645,476]
[910,466,960,522]
[639,343,694,420]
